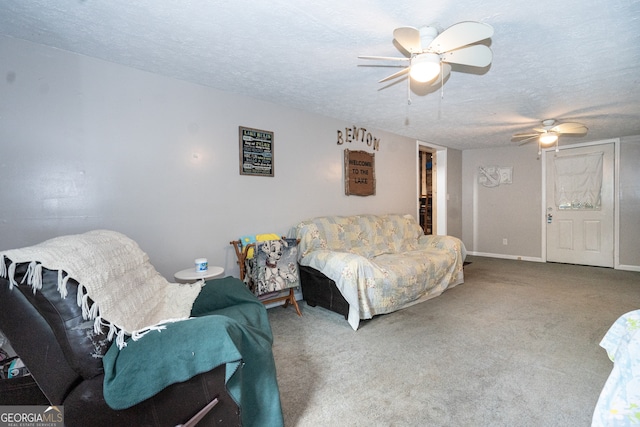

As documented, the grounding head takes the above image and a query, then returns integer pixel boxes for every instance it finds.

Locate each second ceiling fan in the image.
[359,21,494,100]
[512,119,589,155]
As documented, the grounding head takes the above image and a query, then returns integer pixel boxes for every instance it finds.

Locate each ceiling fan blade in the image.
[517,135,540,145]
[428,21,494,53]
[552,122,588,135]
[512,132,540,142]
[358,55,410,62]
[393,26,421,53]
[379,67,410,83]
[441,45,492,67]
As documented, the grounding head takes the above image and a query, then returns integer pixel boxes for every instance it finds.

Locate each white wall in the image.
[0,36,417,279]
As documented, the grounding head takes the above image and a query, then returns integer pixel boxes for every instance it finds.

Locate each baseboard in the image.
[468,252,544,263]
[470,252,640,272]
[616,264,640,272]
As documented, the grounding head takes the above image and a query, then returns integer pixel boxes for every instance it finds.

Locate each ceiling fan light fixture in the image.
[539,131,558,145]
[410,53,440,83]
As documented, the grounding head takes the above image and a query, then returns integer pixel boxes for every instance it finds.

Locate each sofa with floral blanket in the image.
[290,214,466,329]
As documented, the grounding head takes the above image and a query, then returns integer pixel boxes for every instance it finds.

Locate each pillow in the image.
[253,238,300,296]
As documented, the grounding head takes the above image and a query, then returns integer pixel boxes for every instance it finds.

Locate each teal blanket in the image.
[102,276,284,427]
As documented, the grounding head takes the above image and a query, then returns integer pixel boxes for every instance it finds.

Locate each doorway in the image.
[419,150,434,234]
[417,141,447,236]
[543,141,615,267]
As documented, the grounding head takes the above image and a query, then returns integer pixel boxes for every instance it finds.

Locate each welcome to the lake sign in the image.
[344,149,375,196]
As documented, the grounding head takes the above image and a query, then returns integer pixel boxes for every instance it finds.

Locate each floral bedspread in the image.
[292,214,466,329]
[593,310,640,426]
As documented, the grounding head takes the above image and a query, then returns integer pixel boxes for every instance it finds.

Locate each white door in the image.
[545,142,614,267]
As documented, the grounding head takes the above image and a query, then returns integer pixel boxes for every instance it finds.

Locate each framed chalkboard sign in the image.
[239,126,274,177]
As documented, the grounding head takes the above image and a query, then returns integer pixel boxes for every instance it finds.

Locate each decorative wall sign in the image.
[344,149,375,196]
[337,126,381,151]
[239,126,274,176]
[478,166,513,187]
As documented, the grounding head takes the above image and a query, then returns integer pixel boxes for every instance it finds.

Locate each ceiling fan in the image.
[358,21,494,102]
[512,119,589,154]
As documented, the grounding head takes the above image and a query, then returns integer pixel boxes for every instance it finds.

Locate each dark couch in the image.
[0,258,258,426]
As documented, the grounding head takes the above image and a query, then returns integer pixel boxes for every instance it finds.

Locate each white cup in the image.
[195,258,208,272]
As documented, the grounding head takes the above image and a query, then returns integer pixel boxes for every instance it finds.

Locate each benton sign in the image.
[344,149,375,196]
[337,126,380,151]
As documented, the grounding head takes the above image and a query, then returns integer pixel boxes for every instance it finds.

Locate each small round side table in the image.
[174,266,225,284]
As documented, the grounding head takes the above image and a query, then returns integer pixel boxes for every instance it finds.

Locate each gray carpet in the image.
[267,256,640,427]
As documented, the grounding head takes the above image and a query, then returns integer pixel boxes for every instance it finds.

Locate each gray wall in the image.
[619,136,640,268]
[462,144,543,259]
[446,148,463,239]
[462,138,640,270]
[0,36,418,279]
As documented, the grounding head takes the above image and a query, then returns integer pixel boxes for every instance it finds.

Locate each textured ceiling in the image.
[1,0,639,150]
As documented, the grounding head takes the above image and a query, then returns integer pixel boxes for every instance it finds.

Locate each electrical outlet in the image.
[502,238,508,245]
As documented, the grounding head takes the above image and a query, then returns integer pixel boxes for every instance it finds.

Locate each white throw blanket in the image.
[0,230,202,349]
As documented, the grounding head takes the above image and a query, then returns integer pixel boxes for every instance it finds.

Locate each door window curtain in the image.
[554,151,603,210]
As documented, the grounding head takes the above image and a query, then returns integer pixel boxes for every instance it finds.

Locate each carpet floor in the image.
[267,256,640,427]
